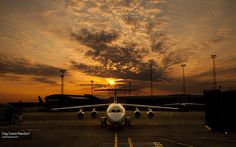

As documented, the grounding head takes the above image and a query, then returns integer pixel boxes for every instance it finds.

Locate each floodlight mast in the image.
[60,69,66,95]
[91,80,94,94]
[149,60,153,96]
[180,64,186,95]
[211,55,217,89]
[128,81,131,96]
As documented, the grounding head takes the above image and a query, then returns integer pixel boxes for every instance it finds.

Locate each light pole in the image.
[91,80,94,95]
[149,60,153,96]
[124,85,127,96]
[128,81,131,96]
[60,69,66,95]
[180,64,186,95]
[211,55,217,89]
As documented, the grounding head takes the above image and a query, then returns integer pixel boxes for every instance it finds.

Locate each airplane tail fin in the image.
[94,88,136,104]
[38,96,45,105]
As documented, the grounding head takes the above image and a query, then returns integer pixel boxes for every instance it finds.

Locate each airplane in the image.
[52,88,178,127]
[163,103,205,111]
[38,94,106,109]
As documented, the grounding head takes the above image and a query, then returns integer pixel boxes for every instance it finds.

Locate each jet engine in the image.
[77,109,84,119]
[134,107,141,119]
[147,108,154,119]
[90,108,97,118]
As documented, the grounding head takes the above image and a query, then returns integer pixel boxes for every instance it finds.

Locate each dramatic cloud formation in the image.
[0,53,63,87]
[68,0,186,82]
[0,53,61,76]
[32,77,59,85]
[0,0,236,101]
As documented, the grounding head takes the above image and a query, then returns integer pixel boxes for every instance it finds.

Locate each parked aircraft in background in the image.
[38,94,106,109]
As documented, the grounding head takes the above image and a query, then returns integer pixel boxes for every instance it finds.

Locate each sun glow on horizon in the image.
[106,78,115,85]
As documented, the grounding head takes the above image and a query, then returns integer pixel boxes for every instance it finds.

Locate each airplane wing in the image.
[52,103,111,111]
[164,103,204,106]
[121,103,178,110]
[182,103,205,106]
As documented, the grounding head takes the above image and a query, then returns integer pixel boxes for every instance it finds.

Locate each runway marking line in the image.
[158,137,194,147]
[204,125,212,131]
[114,130,118,147]
[128,137,133,147]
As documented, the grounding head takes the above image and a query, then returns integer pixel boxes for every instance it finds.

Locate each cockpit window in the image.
[111,109,121,113]
[107,104,124,113]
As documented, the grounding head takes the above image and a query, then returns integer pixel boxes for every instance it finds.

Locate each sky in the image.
[0,0,236,102]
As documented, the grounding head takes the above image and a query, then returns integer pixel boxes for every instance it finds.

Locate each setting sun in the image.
[106,78,115,85]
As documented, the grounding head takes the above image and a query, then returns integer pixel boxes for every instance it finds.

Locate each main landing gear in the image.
[125,117,131,127]
[100,117,132,127]
[101,117,107,127]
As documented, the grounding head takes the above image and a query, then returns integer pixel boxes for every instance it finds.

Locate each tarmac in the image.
[0,111,236,147]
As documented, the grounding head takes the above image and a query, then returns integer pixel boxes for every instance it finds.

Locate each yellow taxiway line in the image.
[128,137,134,147]
[114,131,118,147]
[114,129,133,147]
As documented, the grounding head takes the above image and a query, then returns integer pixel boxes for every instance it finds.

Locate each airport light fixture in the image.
[180,64,186,95]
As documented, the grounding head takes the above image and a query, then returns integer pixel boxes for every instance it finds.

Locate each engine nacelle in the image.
[77,109,84,119]
[147,108,154,119]
[90,108,97,118]
[134,107,141,119]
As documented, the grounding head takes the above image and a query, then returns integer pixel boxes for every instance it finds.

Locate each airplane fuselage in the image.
[106,103,126,125]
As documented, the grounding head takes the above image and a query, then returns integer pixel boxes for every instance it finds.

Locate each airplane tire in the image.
[125,117,131,127]
[101,118,107,127]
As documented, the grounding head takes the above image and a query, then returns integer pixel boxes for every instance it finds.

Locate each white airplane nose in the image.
[108,113,124,122]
